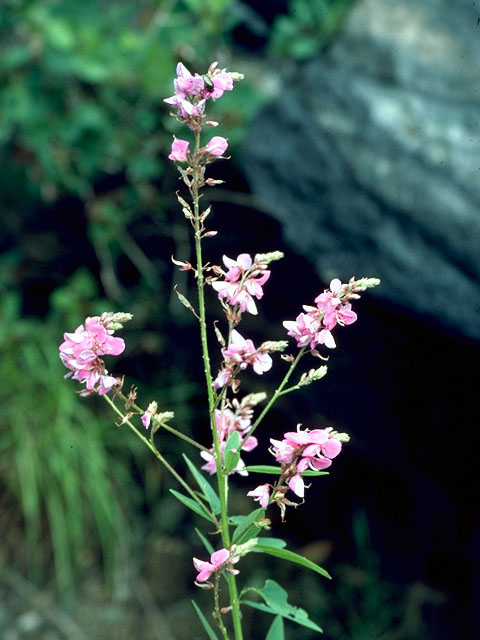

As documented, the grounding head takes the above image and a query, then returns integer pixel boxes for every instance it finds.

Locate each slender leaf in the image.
[169,489,214,523]
[266,615,285,640]
[258,537,287,548]
[232,507,265,544]
[253,544,331,579]
[223,430,241,472]
[183,454,221,514]
[191,600,220,640]
[245,465,328,477]
[195,527,215,555]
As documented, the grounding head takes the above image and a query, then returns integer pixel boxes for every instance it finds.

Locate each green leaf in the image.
[195,527,215,555]
[252,544,331,579]
[243,580,323,633]
[232,507,265,544]
[223,430,241,473]
[169,489,214,523]
[266,615,285,640]
[183,454,221,515]
[245,465,328,477]
[258,537,287,548]
[244,465,281,475]
[191,600,220,640]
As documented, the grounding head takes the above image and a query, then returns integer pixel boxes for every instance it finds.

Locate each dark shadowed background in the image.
[0,1,478,639]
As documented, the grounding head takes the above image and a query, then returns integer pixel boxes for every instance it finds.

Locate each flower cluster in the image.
[164,61,240,129]
[200,394,264,475]
[212,253,271,317]
[248,426,349,517]
[59,313,130,395]
[193,548,239,584]
[212,330,272,390]
[283,278,360,350]
[168,135,229,163]
[270,426,344,497]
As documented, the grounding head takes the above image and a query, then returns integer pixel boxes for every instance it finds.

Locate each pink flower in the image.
[288,474,305,498]
[205,136,228,156]
[204,69,234,99]
[59,314,125,395]
[283,313,322,349]
[193,548,230,583]
[212,254,270,315]
[270,425,345,496]
[247,484,271,508]
[200,399,260,475]
[222,330,272,376]
[283,278,360,350]
[174,62,205,97]
[168,138,190,162]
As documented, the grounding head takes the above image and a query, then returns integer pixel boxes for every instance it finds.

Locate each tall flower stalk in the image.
[58,61,380,640]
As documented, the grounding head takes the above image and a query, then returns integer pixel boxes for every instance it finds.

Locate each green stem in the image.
[191,129,243,640]
[116,391,210,453]
[245,347,306,442]
[103,394,217,524]
[214,573,231,640]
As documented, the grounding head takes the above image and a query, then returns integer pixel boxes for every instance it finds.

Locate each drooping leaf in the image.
[169,489,214,523]
[183,454,221,515]
[253,544,331,579]
[191,600,220,640]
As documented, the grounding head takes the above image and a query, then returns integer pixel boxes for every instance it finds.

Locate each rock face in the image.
[241,0,480,341]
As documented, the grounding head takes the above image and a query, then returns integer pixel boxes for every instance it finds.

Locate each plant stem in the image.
[103,394,216,523]
[191,129,243,640]
[245,347,306,441]
[116,391,210,453]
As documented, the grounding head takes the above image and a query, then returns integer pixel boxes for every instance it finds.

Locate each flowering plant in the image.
[59,61,379,639]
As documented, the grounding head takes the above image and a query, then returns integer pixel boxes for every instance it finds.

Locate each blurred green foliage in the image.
[269,0,355,60]
[0,291,134,596]
[0,0,358,601]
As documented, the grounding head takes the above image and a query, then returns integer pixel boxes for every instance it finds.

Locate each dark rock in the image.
[241,0,480,341]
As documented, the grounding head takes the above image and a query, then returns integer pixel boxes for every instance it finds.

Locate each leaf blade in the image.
[169,489,214,523]
[191,600,220,640]
[183,454,221,515]
[253,544,331,579]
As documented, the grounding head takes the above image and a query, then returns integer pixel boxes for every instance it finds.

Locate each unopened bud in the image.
[329,430,350,443]
[352,277,381,291]
[254,251,284,266]
[233,538,258,558]
[206,120,219,127]
[101,312,133,330]
[299,365,328,386]
[155,411,175,423]
[206,178,225,186]
[244,392,267,405]
[203,230,218,238]
[229,71,244,81]
[260,340,289,353]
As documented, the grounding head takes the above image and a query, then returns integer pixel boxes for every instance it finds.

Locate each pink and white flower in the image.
[212,253,270,315]
[283,278,360,350]
[193,548,230,583]
[59,314,126,396]
[205,136,228,156]
[247,484,271,508]
[168,138,190,162]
